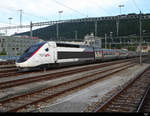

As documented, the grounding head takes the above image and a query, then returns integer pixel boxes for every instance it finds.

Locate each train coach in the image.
[16,41,139,70]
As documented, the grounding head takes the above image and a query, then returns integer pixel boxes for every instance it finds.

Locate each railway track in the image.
[0,59,137,90]
[94,65,150,112]
[0,69,34,79]
[0,60,137,112]
[0,57,148,79]
[0,60,15,65]
[0,64,16,69]
[136,84,150,112]
[0,68,17,73]
[0,58,138,79]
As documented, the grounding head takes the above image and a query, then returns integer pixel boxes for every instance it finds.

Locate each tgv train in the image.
[16,41,140,70]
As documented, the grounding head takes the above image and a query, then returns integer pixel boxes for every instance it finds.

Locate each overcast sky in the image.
[0,0,150,35]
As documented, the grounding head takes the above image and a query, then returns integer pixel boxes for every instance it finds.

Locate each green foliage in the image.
[128,46,136,51]
[115,44,122,49]
[0,48,7,55]
[17,52,21,55]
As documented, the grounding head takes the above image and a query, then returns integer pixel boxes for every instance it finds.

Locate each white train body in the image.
[16,41,140,69]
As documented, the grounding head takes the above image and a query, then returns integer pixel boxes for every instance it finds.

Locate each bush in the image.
[0,48,7,55]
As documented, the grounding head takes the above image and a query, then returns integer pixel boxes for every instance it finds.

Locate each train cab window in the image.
[45,48,49,52]
[16,41,46,63]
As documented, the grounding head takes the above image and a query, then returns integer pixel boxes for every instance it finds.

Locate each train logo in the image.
[45,53,50,57]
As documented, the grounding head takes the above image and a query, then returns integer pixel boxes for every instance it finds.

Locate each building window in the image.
[16,48,19,51]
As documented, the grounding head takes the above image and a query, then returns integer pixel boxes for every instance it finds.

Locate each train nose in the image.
[15,62,19,67]
[15,62,24,68]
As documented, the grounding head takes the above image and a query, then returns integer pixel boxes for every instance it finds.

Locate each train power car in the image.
[16,41,95,70]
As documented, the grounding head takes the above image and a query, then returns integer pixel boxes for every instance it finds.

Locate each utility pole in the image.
[105,33,107,49]
[95,21,97,37]
[18,9,23,27]
[75,30,78,40]
[57,10,63,41]
[7,17,12,35]
[116,17,119,37]
[110,32,113,48]
[30,21,33,39]
[139,11,142,65]
[56,22,59,41]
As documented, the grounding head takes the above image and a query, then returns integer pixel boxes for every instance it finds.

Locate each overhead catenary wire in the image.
[132,0,141,12]
[91,0,114,16]
[50,0,87,17]
[0,6,50,25]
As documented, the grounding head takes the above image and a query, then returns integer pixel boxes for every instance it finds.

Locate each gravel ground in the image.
[32,63,150,112]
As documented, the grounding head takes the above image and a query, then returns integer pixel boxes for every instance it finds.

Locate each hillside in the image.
[14,15,150,42]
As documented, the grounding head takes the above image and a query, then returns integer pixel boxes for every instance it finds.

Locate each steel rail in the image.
[94,66,150,112]
[136,84,150,112]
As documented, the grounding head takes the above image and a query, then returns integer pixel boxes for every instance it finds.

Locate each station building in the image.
[0,36,43,56]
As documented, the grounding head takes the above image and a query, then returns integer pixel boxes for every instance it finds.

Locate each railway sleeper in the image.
[110,102,138,108]
[2,103,18,109]
[143,106,150,109]
[14,100,28,105]
[132,82,150,87]
[0,106,8,112]
[125,90,146,94]
[109,105,136,111]
[141,75,150,78]
[8,100,32,106]
[113,99,140,104]
[144,102,150,105]
[105,106,132,112]
[118,95,142,100]
[31,95,44,99]
[40,92,51,96]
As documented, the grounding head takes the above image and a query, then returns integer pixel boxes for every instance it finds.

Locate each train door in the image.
[94,48,103,61]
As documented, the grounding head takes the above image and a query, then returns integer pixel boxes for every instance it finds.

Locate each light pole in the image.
[118,5,124,15]
[18,9,23,27]
[8,17,13,26]
[56,10,63,41]
[30,21,33,39]
[116,5,124,37]
[7,17,13,36]
[58,10,63,20]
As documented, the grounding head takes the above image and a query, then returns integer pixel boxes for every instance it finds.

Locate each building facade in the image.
[84,33,102,48]
[0,36,43,56]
